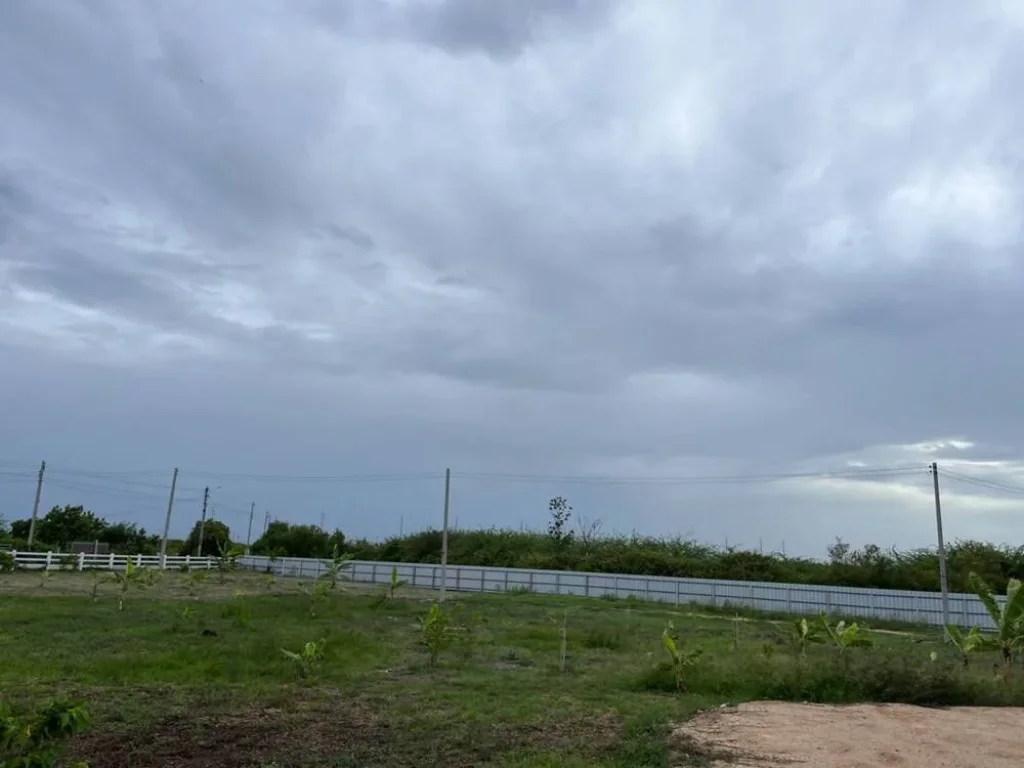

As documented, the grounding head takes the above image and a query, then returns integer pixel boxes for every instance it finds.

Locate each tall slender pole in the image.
[196,486,210,557]
[263,511,270,536]
[159,467,179,564]
[26,461,46,547]
[931,462,951,640]
[439,468,451,602]
[245,502,255,554]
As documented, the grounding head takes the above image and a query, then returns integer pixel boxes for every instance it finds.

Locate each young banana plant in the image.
[322,545,354,590]
[820,614,872,655]
[661,621,702,691]
[966,572,1024,671]
[945,624,985,667]
[789,617,825,656]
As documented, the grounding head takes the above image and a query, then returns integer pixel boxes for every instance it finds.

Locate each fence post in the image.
[431,566,437,591]
[644,578,650,601]
[504,569,509,592]
[185,555,192,570]
[711,582,717,607]
[555,572,561,595]
[675,579,680,605]
[77,552,85,572]
[480,569,485,593]
[108,552,115,570]
[371,563,377,583]
[585,573,591,597]
[455,568,461,592]
[529,571,535,591]
[44,551,53,571]
[136,554,143,568]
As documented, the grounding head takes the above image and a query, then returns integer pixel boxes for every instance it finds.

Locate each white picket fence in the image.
[238,555,1000,630]
[5,550,216,571]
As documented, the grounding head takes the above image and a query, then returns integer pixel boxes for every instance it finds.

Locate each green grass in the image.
[0,570,1021,767]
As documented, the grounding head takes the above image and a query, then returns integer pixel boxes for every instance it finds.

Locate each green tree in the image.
[35,505,108,548]
[251,521,344,559]
[102,522,160,555]
[179,519,231,558]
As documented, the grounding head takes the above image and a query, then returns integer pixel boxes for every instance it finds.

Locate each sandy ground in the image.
[676,701,1024,767]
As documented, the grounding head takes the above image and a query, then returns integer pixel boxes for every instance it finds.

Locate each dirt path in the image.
[676,701,1023,767]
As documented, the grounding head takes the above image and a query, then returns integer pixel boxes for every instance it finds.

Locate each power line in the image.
[939,469,1024,496]
[451,466,926,486]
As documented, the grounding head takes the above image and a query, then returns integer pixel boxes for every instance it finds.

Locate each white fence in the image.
[5,550,216,572]
[239,555,999,630]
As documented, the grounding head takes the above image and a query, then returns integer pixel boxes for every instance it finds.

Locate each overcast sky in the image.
[2,0,1024,558]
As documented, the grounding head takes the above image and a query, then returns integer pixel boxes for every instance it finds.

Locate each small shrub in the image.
[420,602,452,666]
[371,567,408,607]
[0,698,91,768]
[660,621,702,691]
[281,639,326,680]
[0,552,14,573]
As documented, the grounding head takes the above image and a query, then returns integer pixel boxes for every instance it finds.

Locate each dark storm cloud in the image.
[2,0,1024,553]
[401,0,613,57]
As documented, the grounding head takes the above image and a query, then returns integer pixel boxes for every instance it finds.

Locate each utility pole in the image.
[159,467,179,564]
[26,461,46,547]
[245,501,255,554]
[319,511,325,531]
[263,511,270,536]
[931,462,951,640]
[196,486,210,557]
[439,468,451,602]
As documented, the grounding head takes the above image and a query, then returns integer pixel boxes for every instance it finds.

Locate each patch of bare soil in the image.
[66,695,623,768]
[675,701,1024,767]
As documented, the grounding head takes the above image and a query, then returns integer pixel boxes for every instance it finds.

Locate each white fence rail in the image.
[239,555,1000,630]
[5,550,216,571]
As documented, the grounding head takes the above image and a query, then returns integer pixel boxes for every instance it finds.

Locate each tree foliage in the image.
[5,505,160,554]
[251,521,344,559]
[179,520,231,558]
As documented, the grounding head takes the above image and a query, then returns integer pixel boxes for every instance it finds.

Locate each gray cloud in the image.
[2,0,1024,556]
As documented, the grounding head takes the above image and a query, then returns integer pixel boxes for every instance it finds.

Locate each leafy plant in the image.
[547,496,574,548]
[372,567,408,607]
[0,698,91,768]
[0,552,14,574]
[787,617,825,656]
[321,545,353,590]
[298,581,332,617]
[820,614,873,655]
[110,559,154,611]
[966,572,1024,672]
[263,574,276,592]
[420,602,452,667]
[660,621,702,691]
[36,570,51,590]
[280,639,326,680]
[214,540,245,583]
[945,624,985,667]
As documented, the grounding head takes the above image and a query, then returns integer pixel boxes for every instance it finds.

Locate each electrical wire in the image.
[940,468,1024,496]
[451,465,927,486]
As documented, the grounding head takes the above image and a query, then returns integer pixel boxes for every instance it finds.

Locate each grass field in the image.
[1,569,1022,767]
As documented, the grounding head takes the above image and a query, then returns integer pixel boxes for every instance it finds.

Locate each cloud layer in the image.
[3,0,1024,556]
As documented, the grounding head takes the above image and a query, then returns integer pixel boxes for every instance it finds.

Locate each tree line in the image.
[3,502,1023,594]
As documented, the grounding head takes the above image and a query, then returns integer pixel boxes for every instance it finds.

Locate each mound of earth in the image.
[675,701,1023,767]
